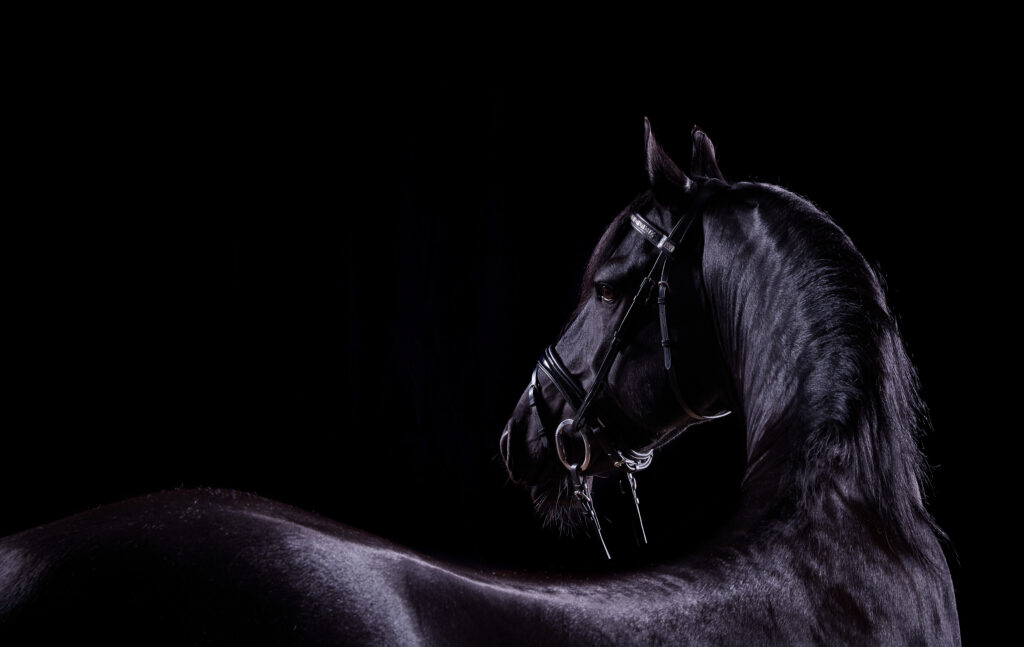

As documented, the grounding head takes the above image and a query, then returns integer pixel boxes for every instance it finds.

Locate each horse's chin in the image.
[528,478,591,537]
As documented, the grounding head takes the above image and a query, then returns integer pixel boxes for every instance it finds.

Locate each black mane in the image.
[558,176,940,568]
[702,181,941,565]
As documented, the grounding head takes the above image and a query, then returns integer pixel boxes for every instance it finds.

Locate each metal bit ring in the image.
[555,418,591,473]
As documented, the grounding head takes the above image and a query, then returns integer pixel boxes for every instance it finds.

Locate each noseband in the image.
[528,178,730,558]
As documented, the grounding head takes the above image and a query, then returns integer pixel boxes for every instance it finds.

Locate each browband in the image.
[629,213,677,256]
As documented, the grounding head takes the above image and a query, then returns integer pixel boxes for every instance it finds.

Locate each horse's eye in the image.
[596,283,617,303]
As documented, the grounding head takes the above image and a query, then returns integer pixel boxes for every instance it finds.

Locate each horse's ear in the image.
[690,125,726,181]
[645,117,692,193]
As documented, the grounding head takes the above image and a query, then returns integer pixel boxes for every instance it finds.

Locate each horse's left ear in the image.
[690,125,726,181]
[645,117,693,193]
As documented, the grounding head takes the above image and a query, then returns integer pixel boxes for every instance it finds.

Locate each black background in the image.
[7,38,1006,642]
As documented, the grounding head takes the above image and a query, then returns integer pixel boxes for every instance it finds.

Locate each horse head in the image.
[500,120,734,550]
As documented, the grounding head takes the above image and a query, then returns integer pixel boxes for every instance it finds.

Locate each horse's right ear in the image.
[690,125,726,181]
[645,117,692,194]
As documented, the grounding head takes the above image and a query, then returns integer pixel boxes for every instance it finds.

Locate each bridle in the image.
[528,178,731,558]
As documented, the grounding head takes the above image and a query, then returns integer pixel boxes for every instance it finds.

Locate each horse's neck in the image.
[703,184,932,543]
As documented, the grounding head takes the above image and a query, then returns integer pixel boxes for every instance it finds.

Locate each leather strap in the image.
[630,214,678,257]
[655,179,728,421]
[657,280,672,370]
[538,345,586,410]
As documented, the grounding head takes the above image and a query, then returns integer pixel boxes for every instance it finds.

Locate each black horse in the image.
[499,121,960,643]
[0,123,959,645]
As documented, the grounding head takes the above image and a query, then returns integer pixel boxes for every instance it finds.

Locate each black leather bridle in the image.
[528,178,731,558]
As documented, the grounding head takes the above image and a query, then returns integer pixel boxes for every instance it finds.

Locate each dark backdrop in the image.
[7,53,1002,641]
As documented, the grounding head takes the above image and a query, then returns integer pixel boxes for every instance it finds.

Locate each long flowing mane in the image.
[703,181,941,564]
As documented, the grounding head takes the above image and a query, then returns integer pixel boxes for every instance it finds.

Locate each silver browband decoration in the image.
[630,213,676,255]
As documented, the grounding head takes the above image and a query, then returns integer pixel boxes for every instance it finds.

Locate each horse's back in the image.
[0,489,425,646]
[0,490,961,646]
